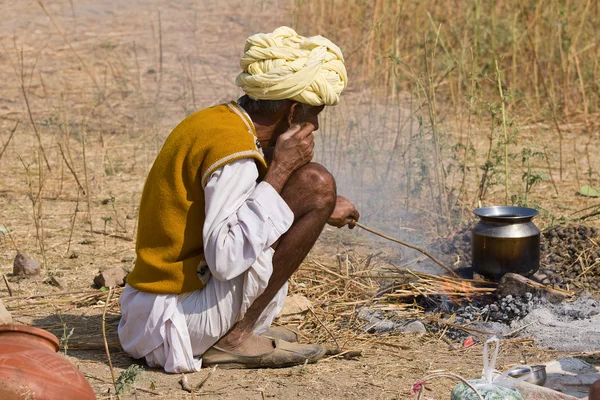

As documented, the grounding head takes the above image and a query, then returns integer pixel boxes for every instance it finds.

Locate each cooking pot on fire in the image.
[472,206,540,280]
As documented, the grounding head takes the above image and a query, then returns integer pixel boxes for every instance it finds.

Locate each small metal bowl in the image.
[508,365,547,386]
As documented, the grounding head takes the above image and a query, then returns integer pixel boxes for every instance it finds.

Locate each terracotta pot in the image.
[0,324,96,399]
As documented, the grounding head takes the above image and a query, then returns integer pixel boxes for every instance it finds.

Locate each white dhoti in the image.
[118,254,287,373]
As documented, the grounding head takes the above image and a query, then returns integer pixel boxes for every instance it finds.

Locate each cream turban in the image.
[236,26,347,107]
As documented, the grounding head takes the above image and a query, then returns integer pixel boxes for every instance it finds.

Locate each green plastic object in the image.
[451,380,523,400]
[450,338,531,400]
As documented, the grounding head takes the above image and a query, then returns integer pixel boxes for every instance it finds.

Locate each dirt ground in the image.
[1,1,599,399]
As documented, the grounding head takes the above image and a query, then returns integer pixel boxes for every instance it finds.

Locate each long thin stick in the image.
[37,0,99,90]
[2,274,13,297]
[354,222,459,278]
[18,49,51,172]
[495,60,509,205]
[416,372,483,400]
[0,120,19,162]
[102,287,119,399]
[308,306,340,349]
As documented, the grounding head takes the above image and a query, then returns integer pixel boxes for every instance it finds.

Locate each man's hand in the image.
[271,123,315,173]
[264,123,315,192]
[327,196,359,228]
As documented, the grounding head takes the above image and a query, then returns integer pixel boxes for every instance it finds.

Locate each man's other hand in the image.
[327,196,359,228]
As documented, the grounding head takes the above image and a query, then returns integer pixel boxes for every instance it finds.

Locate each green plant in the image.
[518,147,547,207]
[57,312,74,356]
[115,364,144,395]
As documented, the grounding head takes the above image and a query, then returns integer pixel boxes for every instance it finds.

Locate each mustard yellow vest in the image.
[127,102,267,294]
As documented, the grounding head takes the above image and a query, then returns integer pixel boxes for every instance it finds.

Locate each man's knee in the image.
[293,163,336,211]
[590,379,600,400]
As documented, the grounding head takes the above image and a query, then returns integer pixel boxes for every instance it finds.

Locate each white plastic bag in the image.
[451,337,532,400]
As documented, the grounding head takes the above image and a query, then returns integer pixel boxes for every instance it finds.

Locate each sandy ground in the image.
[0,1,599,399]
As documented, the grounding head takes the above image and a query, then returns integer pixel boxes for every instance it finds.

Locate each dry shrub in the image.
[293,0,600,117]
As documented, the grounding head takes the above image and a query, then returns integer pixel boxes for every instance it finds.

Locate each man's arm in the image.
[203,159,294,281]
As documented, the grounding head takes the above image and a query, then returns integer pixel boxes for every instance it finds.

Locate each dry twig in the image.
[102,287,119,399]
[355,222,459,278]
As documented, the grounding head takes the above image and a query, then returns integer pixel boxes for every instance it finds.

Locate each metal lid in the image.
[473,206,539,222]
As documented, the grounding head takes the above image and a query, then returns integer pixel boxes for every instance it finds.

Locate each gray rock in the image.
[44,274,64,288]
[93,267,127,288]
[13,253,41,276]
[401,321,426,333]
[0,299,12,324]
[366,319,395,333]
[498,272,568,304]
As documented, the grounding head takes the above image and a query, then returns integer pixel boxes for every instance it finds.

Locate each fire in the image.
[442,279,476,305]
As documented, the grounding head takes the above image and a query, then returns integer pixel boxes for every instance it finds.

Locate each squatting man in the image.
[118,26,359,371]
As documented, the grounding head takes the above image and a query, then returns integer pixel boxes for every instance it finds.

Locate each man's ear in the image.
[286,102,300,125]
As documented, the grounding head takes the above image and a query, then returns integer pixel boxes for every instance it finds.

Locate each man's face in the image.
[270,103,325,147]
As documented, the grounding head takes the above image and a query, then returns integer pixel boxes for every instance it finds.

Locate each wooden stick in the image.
[85,373,161,396]
[196,365,217,391]
[102,287,119,400]
[2,274,12,297]
[0,120,19,162]
[3,289,99,302]
[308,306,340,348]
[425,316,493,335]
[354,222,459,278]
[503,319,538,338]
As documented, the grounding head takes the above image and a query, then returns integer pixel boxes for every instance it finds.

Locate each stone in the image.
[0,299,12,324]
[13,253,41,276]
[93,267,127,288]
[43,275,64,288]
[497,273,569,304]
[401,321,426,333]
[543,358,600,398]
[277,294,312,322]
[366,319,395,333]
[512,380,581,400]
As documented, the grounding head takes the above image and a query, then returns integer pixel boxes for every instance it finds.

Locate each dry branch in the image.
[355,222,459,278]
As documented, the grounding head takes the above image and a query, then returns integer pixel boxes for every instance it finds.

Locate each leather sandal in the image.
[262,326,301,342]
[202,339,325,369]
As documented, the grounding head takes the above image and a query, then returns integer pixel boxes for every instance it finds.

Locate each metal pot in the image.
[472,206,540,280]
[508,365,547,386]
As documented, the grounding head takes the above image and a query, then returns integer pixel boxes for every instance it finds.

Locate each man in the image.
[118,26,359,372]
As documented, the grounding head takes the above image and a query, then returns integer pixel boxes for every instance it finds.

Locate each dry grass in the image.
[291,0,600,238]
[294,0,600,117]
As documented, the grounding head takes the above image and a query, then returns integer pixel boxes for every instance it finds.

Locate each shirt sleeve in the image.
[202,158,294,281]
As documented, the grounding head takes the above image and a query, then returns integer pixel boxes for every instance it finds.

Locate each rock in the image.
[43,275,64,288]
[366,319,395,333]
[13,253,41,276]
[401,321,426,333]
[0,299,12,324]
[277,294,312,322]
[497,273,569,304]
[512,380,581,400]
[93,267,127,288]
[540,358,600,398]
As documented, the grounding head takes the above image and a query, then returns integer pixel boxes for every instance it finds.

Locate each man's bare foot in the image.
[215,330,275,356]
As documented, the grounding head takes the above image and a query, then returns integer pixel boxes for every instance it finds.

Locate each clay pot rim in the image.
[0,324,59,351]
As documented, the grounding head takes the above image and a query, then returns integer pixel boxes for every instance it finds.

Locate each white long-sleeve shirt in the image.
[118,158,294,373]
[203,159,294,281]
